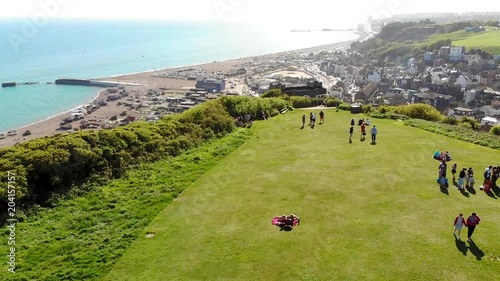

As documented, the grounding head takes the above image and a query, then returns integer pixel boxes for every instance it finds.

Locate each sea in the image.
[0,20,358,132]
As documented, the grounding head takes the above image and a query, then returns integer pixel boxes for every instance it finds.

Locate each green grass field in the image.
[104,110,500,281]
[420,29,500,54]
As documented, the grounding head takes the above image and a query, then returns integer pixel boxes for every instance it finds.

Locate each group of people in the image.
[445,163,500,192]
[433,150,453,162]
[349,118,377,144]
[302,111,325,127]
[453,213,481,242]
[481,166,500,191]
[273,214,301,230]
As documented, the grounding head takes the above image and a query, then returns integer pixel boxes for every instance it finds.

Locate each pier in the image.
[2,82,16,88]
[55,79,141,87]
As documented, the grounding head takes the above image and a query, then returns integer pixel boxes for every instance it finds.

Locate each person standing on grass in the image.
[370,125,378,144]
[360,122,366,141]
[458,168,467,190]
[351,119,355,126]
[312,113,317,126]
[349,126,354,143]
[451,163,458,183]
[493,166,499,187]
[453,213,466,240]
[467,167,475,189]
[466,213,481,242]
[366,119,371,126]
[439,160,447,188]
[309,113,313,126]
[302,114,306,127]
[319,111,325,124]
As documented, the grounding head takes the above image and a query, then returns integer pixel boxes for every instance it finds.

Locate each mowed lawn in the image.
[418,29,500,55]
[453,30,500,55]
[104,110,500,281]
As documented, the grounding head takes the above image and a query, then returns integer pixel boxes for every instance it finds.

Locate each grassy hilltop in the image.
[352,21,500,60]
[1,108,499,280]
[105,110,500,281]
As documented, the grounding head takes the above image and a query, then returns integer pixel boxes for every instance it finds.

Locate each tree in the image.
[261,89,283,98]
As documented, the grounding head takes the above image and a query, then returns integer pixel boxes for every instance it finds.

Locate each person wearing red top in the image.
[466,213,481,242]
[360,123,366,141]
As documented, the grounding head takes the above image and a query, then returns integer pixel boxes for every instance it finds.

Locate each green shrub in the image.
[325,98,341,107]
[404,119,500,149]
[338,102,351,111]
[460,116,480,131]
[490,125,500,136]
[288,96,323,108]
[220,96,291,117]
[362,104,373,114]
[393,104,443,121]
[442,116,458,125]
[459,122,472,129]
[261,89,283,98]
[270,109,280,117]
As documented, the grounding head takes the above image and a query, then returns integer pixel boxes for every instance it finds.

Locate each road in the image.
[303,64,336,95]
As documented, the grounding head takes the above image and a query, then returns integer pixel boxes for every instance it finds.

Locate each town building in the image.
[450,46,465,61]
[270,80,327,97]
[195,77,226,92]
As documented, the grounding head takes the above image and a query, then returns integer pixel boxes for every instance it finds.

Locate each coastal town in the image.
[1,24,500,146]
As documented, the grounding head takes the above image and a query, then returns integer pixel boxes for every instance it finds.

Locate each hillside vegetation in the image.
[352,21,500,60]
[0,96,291,222]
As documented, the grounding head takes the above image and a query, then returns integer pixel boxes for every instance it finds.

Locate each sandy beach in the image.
[0,39,357,148]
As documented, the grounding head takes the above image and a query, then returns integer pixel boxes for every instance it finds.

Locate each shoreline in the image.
[0,36,361,148]
[102,35,360,80]
[4,88,105,133]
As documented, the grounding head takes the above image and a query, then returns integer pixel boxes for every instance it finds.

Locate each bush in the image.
[0,96,287,221]
[325,98,341,107]
[490,125,500,136]
[442,117,458,125]
[261,89,283,98]
[393,104,443,121]
[220,96,291,118]
[289,96,322,108]
[270,109,280,117]
[459,122,472,129]
[338,102,351,111]
[460,116,480,131]
[362,104,373,114]
[404,119,500,149]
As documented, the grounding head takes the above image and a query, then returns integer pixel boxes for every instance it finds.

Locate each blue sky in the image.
[1,0,499,28]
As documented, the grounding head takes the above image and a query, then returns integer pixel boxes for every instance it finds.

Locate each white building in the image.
[367,70,381,83]
[450,46,465,61]
[455,75,470,88]
[463,89,476,104]
[481,117,498,126]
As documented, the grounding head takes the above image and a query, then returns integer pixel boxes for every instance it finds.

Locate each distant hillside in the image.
[351,20,500,61]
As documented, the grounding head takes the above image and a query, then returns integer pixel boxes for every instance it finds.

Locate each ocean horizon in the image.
[0,20,359,132]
